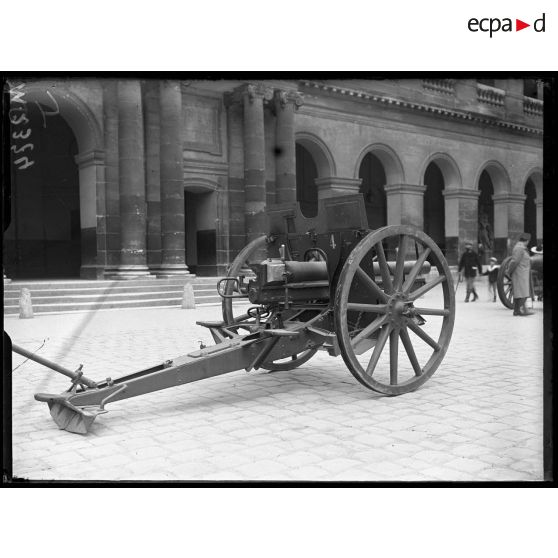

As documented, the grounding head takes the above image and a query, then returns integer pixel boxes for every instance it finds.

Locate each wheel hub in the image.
[387,292,413,325]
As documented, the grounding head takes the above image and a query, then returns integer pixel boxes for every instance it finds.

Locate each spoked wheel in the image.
[497,256,514,309]
[334,225,455,395]
[222,235,318,371]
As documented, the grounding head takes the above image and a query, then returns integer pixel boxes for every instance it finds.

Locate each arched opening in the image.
[295,143,319,218]
[184,184,217,276]
[358,152,387,229]
[478,170,495,264]
[524,178,537,248]
[6,101,81,278]
[423,162,446,253]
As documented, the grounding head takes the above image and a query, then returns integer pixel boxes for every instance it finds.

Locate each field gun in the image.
[13,194,455,434]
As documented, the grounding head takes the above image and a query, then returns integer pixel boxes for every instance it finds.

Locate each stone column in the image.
[492,193,511,260]
[504,192,527,246]
[114,80,151,278]
[142,80,162,271]
[384,184,427,228]
[75,149,105,278]
[157,80,189,276]
[315,177,361,199]
[274,90,303,204]
[242,84,273,247]
[102,80,120,275]
[443,188,480,265]
[224,92,245,266]
[535,198,543,244]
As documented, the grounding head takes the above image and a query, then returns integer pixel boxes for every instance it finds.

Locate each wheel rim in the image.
[334,225,455,395]
[222,235,318,371]
[497,256,514,309]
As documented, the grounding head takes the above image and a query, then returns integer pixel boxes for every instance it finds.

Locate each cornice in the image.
[183,157,228,176]
[298,81,543,136]
[74,149,105,168]
[384,184,427,195]
[442,188,481,200]
[492,193,527,203]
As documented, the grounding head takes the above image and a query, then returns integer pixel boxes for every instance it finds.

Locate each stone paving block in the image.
[235,459,289,478]
[445,457,490,474]
[494,429,535,442]
[286,464,330,481]
[475,436,516,450]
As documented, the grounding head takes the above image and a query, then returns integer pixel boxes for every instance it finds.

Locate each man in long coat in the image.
[508,232,533,316]
[458,241,483,302]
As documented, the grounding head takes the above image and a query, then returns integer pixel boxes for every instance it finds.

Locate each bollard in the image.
[181,283,196,309]
[19,288,34,319]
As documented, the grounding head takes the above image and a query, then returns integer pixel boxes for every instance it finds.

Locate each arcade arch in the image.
[6,83,102,278]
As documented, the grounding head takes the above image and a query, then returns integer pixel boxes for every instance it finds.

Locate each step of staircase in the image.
[3,277,225,315]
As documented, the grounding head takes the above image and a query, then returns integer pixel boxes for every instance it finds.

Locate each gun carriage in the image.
[496,252,543,308]
[13,194,456,434]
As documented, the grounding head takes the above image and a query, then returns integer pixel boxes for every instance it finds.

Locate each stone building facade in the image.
[5,78,544,279]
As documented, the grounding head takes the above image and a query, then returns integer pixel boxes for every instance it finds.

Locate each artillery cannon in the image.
[13,194,455,434]
[496,251,543,308]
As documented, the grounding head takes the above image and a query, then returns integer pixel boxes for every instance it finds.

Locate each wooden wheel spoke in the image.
[407,321,441,352]
[365,323,391,376]
[393,235,409,290]
[347,303,388,313]
[399,326,422,376]
[375,242,394,293]
[402,247,431,293]
[335,226,455,395]
[412,307,450,317]
[408,275,446,302]
[355,267,389,303]
[351,315,388,347]
[390,328,399,385]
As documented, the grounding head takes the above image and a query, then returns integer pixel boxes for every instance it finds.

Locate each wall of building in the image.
[5,78,544,280]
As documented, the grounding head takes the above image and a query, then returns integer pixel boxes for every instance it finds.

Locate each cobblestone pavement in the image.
[5,280,544,482]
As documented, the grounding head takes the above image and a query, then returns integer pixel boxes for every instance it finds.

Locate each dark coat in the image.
[458,250,482,278]
[482,264,500,284]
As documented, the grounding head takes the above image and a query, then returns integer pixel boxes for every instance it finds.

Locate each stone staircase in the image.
[3,277,223,316]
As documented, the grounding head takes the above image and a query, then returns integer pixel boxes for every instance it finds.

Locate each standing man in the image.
[458,241,482,302]
[508,232,533,316]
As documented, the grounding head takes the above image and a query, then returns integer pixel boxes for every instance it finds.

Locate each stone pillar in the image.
[143,80,162,271]
[454,79,479,110]
[384,184,427,228]
[443,188,480,265]
[224,92,246,265]
[274,90,303,204]
[75,149,105,278]
[242,84,273,247]
[505,192,527,246]
[492,193,510,261]
[114,80,151,278]
[535,198,543,244]
[315,177,361,199]
[102,80,120,276]
[157,80,189,276]
[503,79,524,117]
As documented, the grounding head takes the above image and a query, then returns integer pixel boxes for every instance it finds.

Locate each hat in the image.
[465,241,473,247]
[489,256,497,262]
[518,232,531,242]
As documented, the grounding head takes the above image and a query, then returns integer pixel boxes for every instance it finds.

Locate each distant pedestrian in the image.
[458,242,483,302]
[508,232,533,316]
[481,256,499,302]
